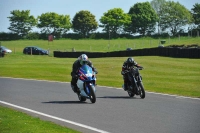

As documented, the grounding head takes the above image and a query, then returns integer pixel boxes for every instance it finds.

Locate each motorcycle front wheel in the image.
[138,82,145,99]
[88,85,96,103]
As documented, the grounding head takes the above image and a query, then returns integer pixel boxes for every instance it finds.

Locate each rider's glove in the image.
[121,71,125,75]
[93,67,98,74]
[136,64,143,69]
[138,66,143,69]
[73,75,78,79]
[125,70,129,73]
[121,70,129,75]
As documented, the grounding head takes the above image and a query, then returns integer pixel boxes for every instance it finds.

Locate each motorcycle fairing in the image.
[77,65,96,97]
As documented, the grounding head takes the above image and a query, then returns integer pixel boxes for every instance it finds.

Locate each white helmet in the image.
[79,54,88,65]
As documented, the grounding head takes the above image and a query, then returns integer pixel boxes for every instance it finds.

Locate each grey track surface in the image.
[0,77,200,133]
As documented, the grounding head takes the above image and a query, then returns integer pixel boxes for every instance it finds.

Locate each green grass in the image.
[1,38,200,96]
[1,36,200,55]
[0,106,80,133]
[0,38,200,132]
[1,53,200,97]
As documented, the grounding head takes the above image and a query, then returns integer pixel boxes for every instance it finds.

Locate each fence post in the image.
[0,42,2,57]
[48,48,50,56]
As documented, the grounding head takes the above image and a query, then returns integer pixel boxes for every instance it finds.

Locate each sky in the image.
[0,0,199,33]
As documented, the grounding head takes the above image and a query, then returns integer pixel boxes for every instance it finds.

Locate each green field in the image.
[1,36,200,54]
[0,38,200,133]
[1,38,200,97]
[1,54,200,97]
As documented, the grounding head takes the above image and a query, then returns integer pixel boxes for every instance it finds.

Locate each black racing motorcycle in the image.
[123,67,145,99]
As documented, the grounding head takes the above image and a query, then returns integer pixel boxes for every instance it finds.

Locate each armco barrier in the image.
[53,47,200,58]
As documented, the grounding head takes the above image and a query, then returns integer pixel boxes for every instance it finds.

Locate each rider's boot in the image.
[123,82,128,91]
[71,82,78,93]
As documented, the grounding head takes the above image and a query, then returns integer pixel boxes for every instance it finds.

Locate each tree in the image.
[7,10,37,37]
[99,8,131,37]
[72,10,98,38]
[128,2,158,36]
[191,3,200,28]
[160,1,193,36]
[150,0,166,34]
[38,12,71,37]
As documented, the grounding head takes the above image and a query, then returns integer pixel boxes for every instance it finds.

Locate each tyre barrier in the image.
[53,47,200,58]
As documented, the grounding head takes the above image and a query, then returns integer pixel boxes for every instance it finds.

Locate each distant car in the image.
[158,45,164,48]
[126,48,133,51]
[23,46,48,55]
[0,47,5,57]
[0,46,12,53]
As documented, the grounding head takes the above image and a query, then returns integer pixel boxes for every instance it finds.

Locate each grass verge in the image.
[1,54,200,97]
[0,38,199,132]
[0,106,80,133]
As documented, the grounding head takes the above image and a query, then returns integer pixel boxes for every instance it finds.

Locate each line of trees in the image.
[1,0,200,40]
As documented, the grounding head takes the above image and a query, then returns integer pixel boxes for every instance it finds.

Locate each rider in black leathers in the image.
[71,54,98,93]
[121,57,142,91]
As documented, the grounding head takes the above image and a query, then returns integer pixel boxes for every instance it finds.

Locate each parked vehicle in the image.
[74,64,97,103]
[23,46,48,55]
[0,47,5,57]
[0,46,12,53]
[122,67,145,98]
[126,47,133,51]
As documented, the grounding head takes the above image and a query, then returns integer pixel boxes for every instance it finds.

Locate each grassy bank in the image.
[1,54,200,98]
[1,38,200,97]
[1,37,200,55]
[0,38,199,132]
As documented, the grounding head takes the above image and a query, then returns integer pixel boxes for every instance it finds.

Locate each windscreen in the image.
[79,65,93,77]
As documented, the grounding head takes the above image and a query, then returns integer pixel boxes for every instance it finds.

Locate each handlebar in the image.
[123,66,143,74]
[138,67,144,70]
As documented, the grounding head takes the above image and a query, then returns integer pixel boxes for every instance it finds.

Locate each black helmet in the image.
[127,57,134,66]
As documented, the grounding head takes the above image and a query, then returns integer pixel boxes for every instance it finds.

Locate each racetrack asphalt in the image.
[0,77,200,133]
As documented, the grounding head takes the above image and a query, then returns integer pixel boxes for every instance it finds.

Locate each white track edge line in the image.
[0,100,110,133]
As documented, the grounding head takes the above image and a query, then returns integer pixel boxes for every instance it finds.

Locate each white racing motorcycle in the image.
[75,64,97,103]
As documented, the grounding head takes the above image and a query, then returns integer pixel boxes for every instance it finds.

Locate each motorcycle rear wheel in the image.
[78,94,86,102]
[127,85,135,97]
[128,91,135,97]
[88,85,96,103]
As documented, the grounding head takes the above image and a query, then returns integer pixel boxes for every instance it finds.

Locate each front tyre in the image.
[139,82,145,99]
[88,85,96,103]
